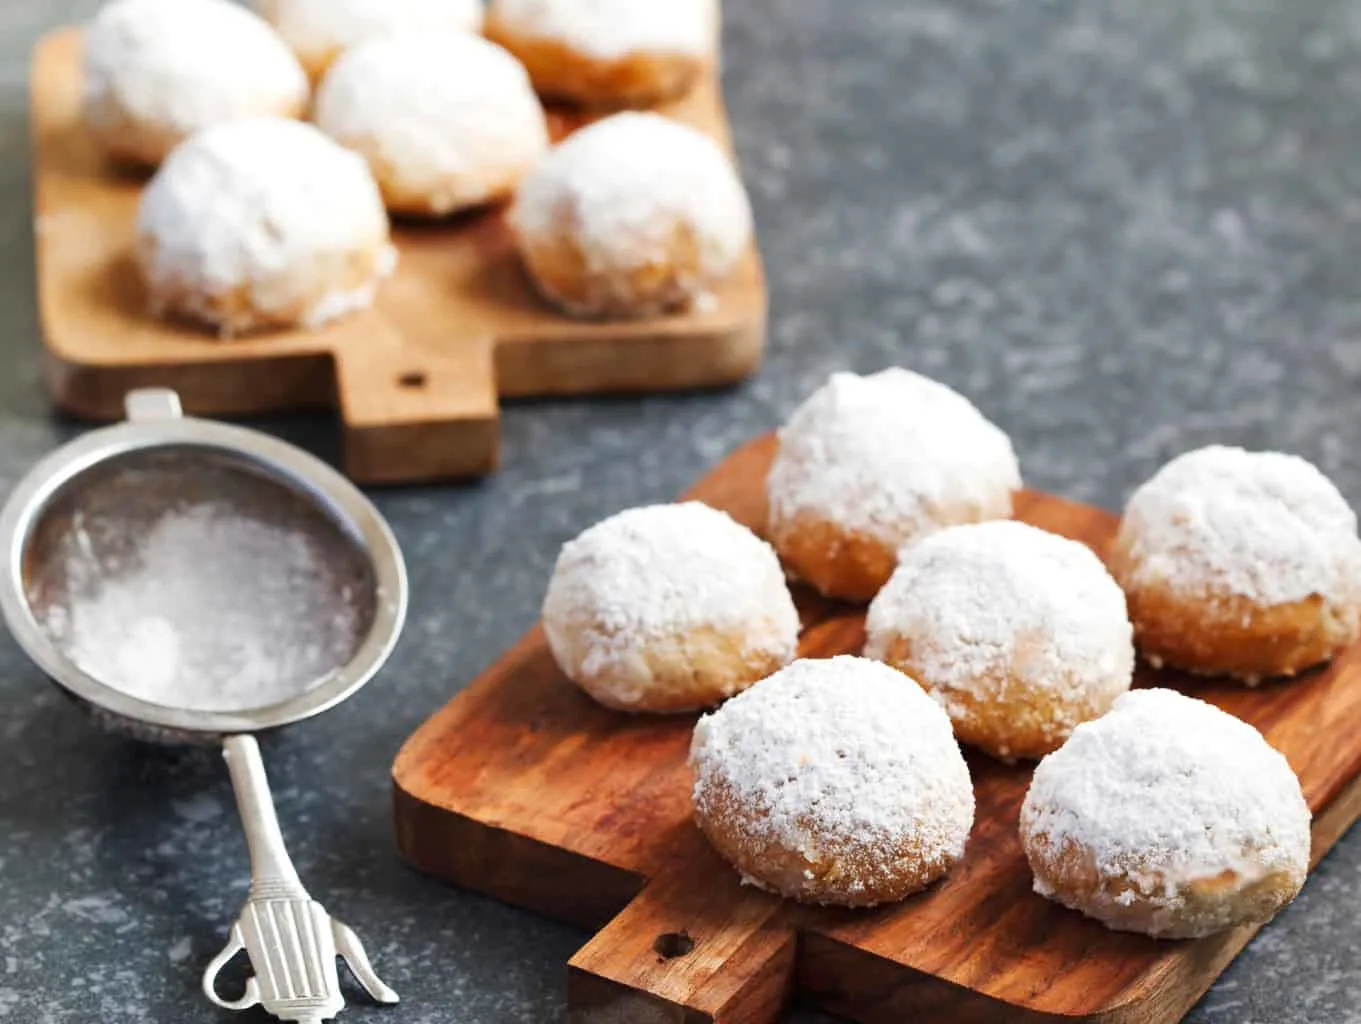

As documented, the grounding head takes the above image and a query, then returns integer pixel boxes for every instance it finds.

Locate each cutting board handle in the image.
[567,858,795,1024]
[331,333,499,484]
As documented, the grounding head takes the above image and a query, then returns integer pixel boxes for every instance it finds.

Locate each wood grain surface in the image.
[29,27,767,485]
[392,433,1361,1023]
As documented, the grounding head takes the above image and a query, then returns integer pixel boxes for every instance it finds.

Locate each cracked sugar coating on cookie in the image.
[1021,688,1310,938]
[542,502,798,710]
[1116,445,1361,608]
[314,33,549,216]
[767,368,1021,547]
[137,117,394,334]
[865,520,1133,756]
[488,0,716,59]
[259,0,484,76]
[690,656,975,905]
[84,0,308,164]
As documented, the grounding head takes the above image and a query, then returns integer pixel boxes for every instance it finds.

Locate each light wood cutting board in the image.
[29,27,766,484]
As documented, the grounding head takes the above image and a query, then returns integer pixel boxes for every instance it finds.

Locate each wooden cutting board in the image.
[29,27,766,485]
[392,433,1361,1023]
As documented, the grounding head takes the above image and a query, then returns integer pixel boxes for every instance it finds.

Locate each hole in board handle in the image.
[653,932,695,960]
[397,371,427,389]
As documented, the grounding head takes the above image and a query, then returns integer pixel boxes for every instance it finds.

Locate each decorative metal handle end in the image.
[214,736,398,1021]
[203,898,398,1021]
[202,924,260,1012]
[334,919,399,1005]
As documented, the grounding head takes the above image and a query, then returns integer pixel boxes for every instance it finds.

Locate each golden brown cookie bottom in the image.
[85,96,308,169]
[1020,829,1304,939]
[694,775,961,908]
[874,635,1121,760]
[516,210,711,319]
[556,621,791,714]
[136,236,391,336]
[1110,539,1359,682]
[485,21,704,108]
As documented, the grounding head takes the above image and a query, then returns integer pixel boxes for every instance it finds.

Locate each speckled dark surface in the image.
[2,0,1361,1021]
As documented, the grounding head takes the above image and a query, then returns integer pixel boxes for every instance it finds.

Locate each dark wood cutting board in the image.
[393,434,1361,1022]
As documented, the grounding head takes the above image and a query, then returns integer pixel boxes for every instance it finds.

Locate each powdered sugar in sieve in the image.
[22,448,377,713]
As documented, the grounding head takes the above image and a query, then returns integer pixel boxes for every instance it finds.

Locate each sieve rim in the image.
[0,411,408,737]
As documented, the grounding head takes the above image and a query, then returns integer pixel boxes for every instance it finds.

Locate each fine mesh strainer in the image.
[0,389,408,1023]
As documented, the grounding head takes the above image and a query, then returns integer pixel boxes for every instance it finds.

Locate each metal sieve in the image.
[0,389,408,1023]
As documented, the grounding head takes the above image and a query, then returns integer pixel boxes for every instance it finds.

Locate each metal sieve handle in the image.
[124,387,182,422]
[203,735,399,1022]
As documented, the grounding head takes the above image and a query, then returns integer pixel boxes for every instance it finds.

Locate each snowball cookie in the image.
[314,34,549,218]
[83,0,308,168]
[1020,688,1311,938]
[767,369,1022,603]
[865,521,1134,761]
[541,502,799,713]
[257,0,484,81]
[137,118,395,336]
[486,0,716,107]
[1110,446,1361,683]
[511,112,752,318]
[690,656,975,907]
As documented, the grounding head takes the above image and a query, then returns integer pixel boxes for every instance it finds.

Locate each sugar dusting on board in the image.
[29,454,375,713]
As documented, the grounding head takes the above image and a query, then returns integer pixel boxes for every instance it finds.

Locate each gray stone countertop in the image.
[1,0,1360,1021]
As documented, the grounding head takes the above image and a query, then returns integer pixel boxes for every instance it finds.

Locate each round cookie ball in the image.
[767,369,1022,602]
[1020,688,1311,938]
[1110,445,1361,683]
[137,118,395,336]
[83,0,308,168]
[257,0,484,81]
[690,655,975,907]
[510,111,752,319]
[314,34,549,218]
[541,502,799,713]
[486,0,716,107]
[865,521,1134,760]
